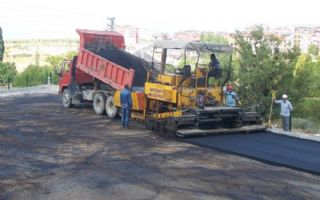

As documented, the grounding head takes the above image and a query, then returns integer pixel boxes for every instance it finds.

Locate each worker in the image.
[208,53,222,78]
[224,84,239,107]
[120,84,132,128]
[273,94,293,132]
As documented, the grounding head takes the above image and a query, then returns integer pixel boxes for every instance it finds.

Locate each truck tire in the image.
[62,89,72,108]
[93,93,106,115]
[105,96,117,119]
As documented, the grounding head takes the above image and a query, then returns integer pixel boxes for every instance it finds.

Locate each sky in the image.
[0,0,320,39]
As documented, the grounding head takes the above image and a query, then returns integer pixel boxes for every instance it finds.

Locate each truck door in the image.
[58,60,71,92]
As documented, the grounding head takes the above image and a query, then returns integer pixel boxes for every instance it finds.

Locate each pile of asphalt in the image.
[94,45,155,87]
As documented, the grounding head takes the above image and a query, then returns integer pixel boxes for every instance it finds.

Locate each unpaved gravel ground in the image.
[0,92,320,200]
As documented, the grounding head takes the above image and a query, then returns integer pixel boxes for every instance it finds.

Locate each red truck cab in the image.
[58,58,93,94]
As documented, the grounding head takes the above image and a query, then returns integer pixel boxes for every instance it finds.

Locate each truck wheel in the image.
[62,89,72,108]
[105,96,117,119]
[93,93,106,115]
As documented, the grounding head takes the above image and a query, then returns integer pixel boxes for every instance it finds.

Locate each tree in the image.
[0,27,4,62]
[13,64,53,87]
[234,26,299,115]
[307,44,319,56]
[65,50,77,59]
[0,62,17,85]
[293,53,320,98]
[290,53,320,124]
[46,50,77,71]
[200,32,229,44]
[200,32,232,76]
[46,55,64,70]
[45,50,77,84]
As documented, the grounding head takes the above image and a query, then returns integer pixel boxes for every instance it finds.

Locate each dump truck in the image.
[58,29,265,137]
[58,29,152,118]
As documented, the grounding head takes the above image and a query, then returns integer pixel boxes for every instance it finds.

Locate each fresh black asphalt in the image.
[185,132,320,175]
[1,94,320,199]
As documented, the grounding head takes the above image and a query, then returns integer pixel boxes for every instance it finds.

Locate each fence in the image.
[4,72,58,89]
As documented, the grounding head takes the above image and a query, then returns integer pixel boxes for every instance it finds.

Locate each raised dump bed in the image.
[77,29,154,88]
[77,48,135,90]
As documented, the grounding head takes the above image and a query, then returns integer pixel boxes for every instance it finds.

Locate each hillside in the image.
[3,39,78,72]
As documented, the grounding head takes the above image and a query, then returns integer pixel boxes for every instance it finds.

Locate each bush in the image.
[292,117,319,133]
[0,62,17,86]
[13,64,57,87]
[294,98,320,124]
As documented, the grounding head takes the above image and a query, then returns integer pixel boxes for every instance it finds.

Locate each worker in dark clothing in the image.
[120,84,132,128]
[208,53,222,78]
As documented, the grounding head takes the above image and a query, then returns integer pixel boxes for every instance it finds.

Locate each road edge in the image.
[267,128,320,142]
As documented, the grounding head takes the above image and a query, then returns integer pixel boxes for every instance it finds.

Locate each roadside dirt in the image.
[0,94,319,200]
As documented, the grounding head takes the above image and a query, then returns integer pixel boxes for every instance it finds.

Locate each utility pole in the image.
[107,17,115,31]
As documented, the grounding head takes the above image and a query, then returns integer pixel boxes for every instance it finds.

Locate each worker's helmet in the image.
[227,84,233,91]
[282,94,288,99]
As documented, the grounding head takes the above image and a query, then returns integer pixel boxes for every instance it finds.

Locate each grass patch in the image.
[291,118,319,134]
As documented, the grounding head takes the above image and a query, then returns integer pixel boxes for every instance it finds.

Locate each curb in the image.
[267,128,320,142]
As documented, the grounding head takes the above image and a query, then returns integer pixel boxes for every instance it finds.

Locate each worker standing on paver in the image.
[224,84,239,107]
[120,84,132,128]
[273,94,293,132]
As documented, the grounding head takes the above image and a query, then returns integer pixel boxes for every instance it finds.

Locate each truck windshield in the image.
[62,61,71,73]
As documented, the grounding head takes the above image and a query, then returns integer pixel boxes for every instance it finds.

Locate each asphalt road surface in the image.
[1,93,320,200]
[185,133,320,175]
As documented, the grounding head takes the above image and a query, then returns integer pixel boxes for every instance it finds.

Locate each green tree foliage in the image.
[0,28,16,86]
[200,32,229,44]
[0,62,17,85]
[291,54,313,98]
[13,64,54,87]
[0,27,4,62]
[65,50,78,59]
[307,44,319,56]
[233,26,320,129]
[12,50,78,87]
[200,32,231,70]
[292,54,320,123]
[46,55,64,71]
[46,50,77,72]
[294,97,320,126]
[234,26,299,115]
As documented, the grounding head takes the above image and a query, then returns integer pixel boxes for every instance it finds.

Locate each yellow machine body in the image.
[114,72,224,120]
[112,40,264,137]
[145,82,177,104]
